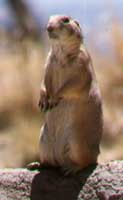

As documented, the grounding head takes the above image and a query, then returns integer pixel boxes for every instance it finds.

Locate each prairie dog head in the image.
[46,15,83,47]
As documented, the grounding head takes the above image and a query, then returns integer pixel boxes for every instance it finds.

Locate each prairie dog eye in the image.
[62,17,70,24]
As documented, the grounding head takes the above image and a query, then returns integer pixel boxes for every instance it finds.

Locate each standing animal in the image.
[38,15,103,173]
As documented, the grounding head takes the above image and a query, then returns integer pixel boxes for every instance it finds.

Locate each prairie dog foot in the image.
[38,89,61,112]
[48,96,62,109]
[27,162,41,171]
[38,89,49,112]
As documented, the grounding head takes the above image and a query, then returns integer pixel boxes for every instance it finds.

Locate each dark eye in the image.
[62,17,70,24]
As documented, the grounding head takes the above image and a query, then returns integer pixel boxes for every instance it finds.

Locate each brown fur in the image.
[39,15,103,173]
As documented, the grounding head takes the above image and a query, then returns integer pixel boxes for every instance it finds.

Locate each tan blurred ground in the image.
[0,22,123,168]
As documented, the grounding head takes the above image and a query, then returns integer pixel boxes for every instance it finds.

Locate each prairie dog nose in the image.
[47,25,54,32]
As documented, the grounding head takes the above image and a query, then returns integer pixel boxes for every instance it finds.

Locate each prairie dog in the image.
[39,15,103,173]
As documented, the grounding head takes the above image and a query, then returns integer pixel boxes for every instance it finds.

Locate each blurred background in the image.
[0,0,123,168]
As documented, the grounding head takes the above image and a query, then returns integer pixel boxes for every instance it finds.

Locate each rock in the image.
[0,161,123,200]
[0,168,36,200]
[78,161,123,200]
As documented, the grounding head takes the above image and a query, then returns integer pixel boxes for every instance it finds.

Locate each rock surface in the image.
[0,161,123,200]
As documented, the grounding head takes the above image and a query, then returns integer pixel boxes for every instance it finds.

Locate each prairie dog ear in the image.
[74,20,80,28]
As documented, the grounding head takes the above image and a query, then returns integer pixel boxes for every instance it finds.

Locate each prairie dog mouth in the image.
[48,31,59,39]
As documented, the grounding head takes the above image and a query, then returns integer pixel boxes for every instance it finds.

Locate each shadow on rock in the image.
[30,164,97,200]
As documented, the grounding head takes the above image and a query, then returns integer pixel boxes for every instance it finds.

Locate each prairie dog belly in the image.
[39,99,75,166]
[39,97,102,169]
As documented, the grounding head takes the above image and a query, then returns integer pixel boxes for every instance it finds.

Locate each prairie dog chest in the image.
[47,56,81,95]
